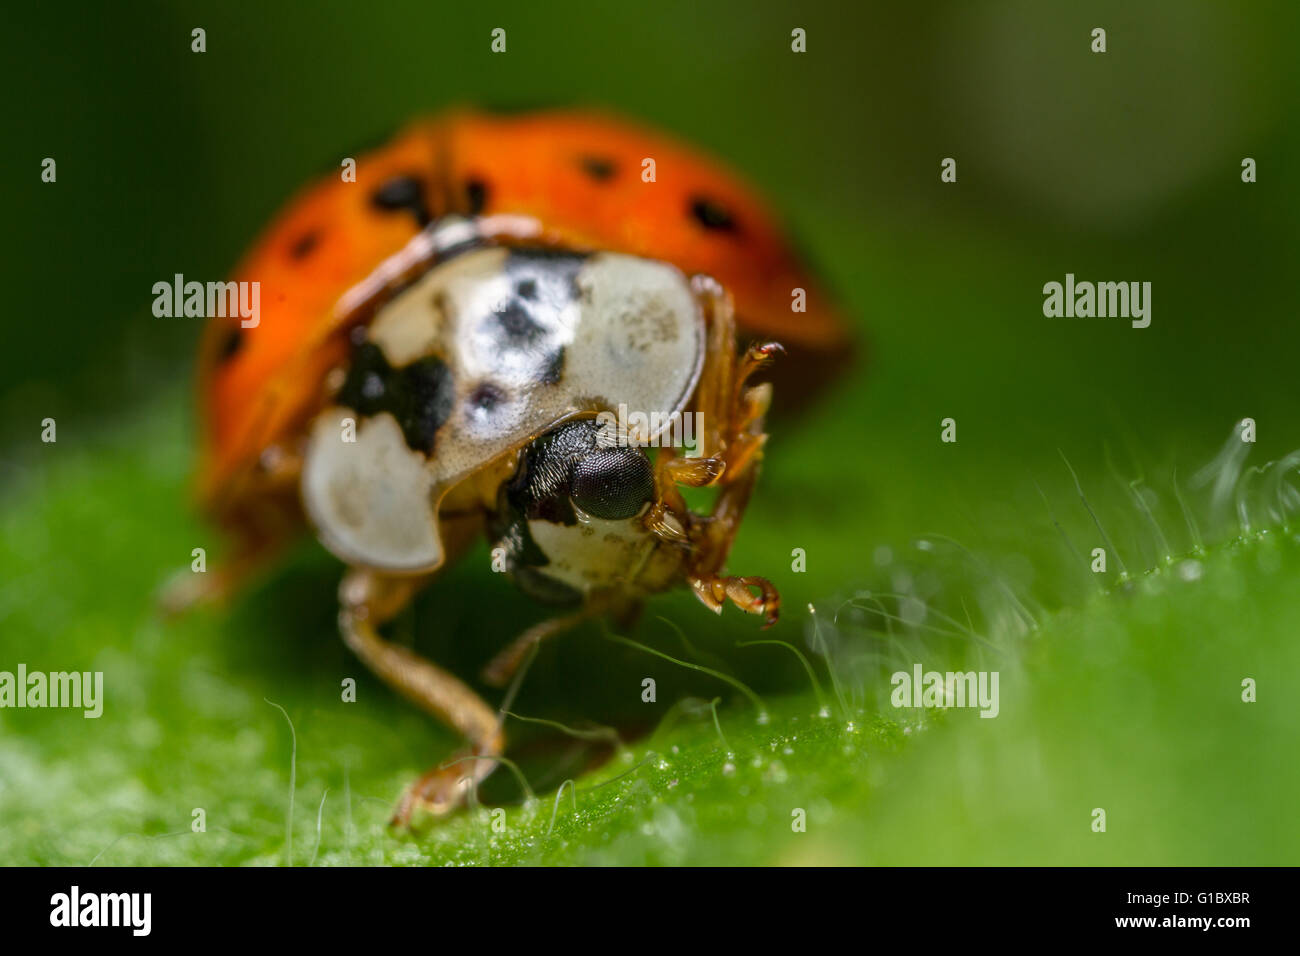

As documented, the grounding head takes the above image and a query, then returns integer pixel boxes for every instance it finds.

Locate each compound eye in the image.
[569,448,655,520]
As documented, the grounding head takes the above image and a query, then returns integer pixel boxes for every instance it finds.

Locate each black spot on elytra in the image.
[336,342,454,454]
[689,196,737,232]
[288,230,320,261]
[503,248,588,310]
[464,178,489,215]
[370,174,431,226]
[217,326,243,363]
[578,155,616,182]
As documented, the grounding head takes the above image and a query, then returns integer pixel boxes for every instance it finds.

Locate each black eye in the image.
[569,448,655,520]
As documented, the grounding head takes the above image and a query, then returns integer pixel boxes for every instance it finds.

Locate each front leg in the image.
[480,604,598,688]
[338,568,505,826]
[659,278,783,626]
[684,457,781,628]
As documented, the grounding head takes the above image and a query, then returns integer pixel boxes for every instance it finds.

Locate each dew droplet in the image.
[900,595,926,628]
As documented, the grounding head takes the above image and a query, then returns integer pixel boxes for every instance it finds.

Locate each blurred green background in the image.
[1,1,1298,865]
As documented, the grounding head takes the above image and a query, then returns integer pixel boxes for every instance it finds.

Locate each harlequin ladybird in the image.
[189,111,850,825]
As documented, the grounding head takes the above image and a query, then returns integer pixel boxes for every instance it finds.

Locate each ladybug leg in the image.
[674,277,782,626]
[338,568,505,827]
[644,453,720,541]
[685,276,781,468]
[682,455,781,628]
[480,604,598,688]
[690,574,781,627]
[643,277,749,538]
[481,584,643,687]
[687,276,738,464]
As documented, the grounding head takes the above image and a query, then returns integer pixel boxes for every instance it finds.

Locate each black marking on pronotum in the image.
[689,195,737,232]
[511,246,589,264]
[370,174,432,226]
[464,178,489,215]
[489,249,589,355]
[338,344,391,414]
[503,248,587,304]
[578,155,616,182]
[400,357,457,451]
[540,347,566,385]
[336,342,455,453]
[288,230,320,261]
[492,300,544,345]
[467,381,507,413]
[217,326,243,363]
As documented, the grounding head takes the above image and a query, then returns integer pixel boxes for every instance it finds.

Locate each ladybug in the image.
[188,110,850,825]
